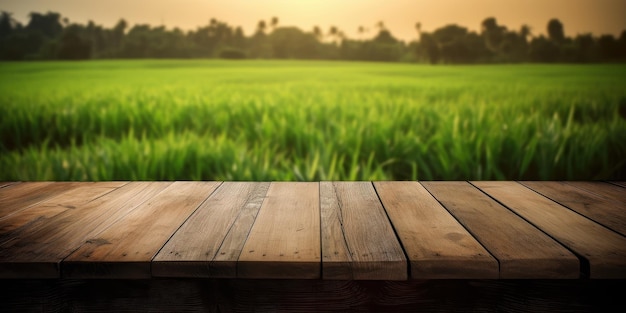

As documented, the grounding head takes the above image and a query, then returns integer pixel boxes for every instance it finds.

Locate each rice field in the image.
[1,60,625,181]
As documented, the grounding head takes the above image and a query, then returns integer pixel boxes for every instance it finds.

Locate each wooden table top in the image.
[0,181,624,280]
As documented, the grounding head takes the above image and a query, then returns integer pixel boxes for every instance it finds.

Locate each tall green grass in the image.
[1,60,625,181]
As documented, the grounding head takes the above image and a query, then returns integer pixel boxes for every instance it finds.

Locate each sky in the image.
[1,0,625,41]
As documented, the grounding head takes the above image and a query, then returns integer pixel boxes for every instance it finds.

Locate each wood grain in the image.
[321,182,407,280]
[375,181,498,279]
[238,182,320,279]
[565,181,625,205]
[319,182,352,279]
[609,181,626,188]
[0,182,170,279]
[153,182,269,278]
[0,182,126,246]
[0,182,18,189]
[521,181,626,236]
[0,182,82,218]
[474,181,626,278]
[421,181,579,278]
[62,182,220,279]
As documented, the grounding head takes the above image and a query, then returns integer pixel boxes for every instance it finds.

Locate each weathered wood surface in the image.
[238,182,320,279]
[610,181,626,188]
[421,181,579,278]
[63,182,220,278]
[0,182,82,218]
[521,181,626,236]
[374,181,498,279]
[0,182,126,245]
[153,182,269,278]
[0,182,169,278]
[473,181,626,278]
[565,181,626,205]
[0,181,624,279]
[0,182,17,189]
[320,182,406,280]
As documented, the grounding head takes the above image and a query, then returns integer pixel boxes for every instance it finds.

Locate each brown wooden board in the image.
[521,181,626,236]
[153,182,269,278]
[375,181,498,279]
[62,182,220,279]
[211,183,269,278]
[565,181,626,205]
[421,181,579,278]
[0,182,170,279]
[237,182,320,279]
[609,181,626,188]
[0,182,126,247]
[474,181,626,278]
[0,182,18,189]
[0,182,82,218]
[320,182,407,280]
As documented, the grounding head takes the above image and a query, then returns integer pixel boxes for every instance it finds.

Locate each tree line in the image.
[1,11,625,63]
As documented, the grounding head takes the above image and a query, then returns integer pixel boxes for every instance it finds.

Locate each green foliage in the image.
[1,60,625,181]
[2,11,626,63]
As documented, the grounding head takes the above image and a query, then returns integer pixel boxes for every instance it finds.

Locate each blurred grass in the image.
[1,60,625,181]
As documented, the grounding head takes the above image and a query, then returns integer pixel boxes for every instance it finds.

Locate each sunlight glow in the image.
[1,0,624,41]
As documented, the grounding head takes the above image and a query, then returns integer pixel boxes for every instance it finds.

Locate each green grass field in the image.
[1,60,625,181]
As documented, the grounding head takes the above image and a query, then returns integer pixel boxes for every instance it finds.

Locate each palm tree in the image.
[376,21,386,32]
[519,24,532,42]
[328,26,339,44]
[329,26,338,37]
[0,11,17,36]
[270,17,279,32]
[313,25,323,41]
[415,22,422,41]
[257,20,266,35]
[358,25,366,39]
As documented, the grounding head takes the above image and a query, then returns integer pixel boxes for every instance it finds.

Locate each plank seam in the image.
[333,182,354,267]
[605,181,626,188]
[371,181,410,279]
[0,182,20,189]
[88,182,130,203]
[517,181,626,238]
[469,181,588,279]
[150,181,224,276]
[563,181,625,205]
[0,182,80,221]
[211,182,269,277]
[318,182,323,280]
[419,181,502,278]
[59,182,175,277]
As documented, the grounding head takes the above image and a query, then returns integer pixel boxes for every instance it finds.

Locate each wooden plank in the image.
[319,183,352,280]
[0,182,18,189]
[320,182,407,280]
[374,181,498,279]
[0,182,171,279]
[0,182,126,246]
[474,181,626,278]
[609,181,626,188]
[565,181,626,205]
[520,181,626,236]
[211,184,269,278]
[153,182,269,278]
[0,182,82,218]
[237,182,320,279]
[421,181,579,278]
[62,181,220,279]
